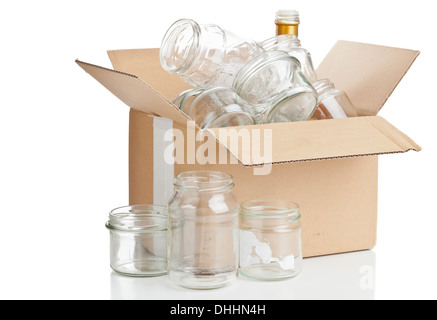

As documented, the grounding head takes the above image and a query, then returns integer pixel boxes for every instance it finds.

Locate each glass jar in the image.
[184,86,255,130]
[168,171,239,289]
[105,205,168,277]
[310,78,358,120]
[261,34,317,83]
[172,88,205,112]
[160,19,264,88]
[239,200,302,280]
[233,50,318,124]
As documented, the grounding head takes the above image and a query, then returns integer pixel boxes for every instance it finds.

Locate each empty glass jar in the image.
[106,205,168,277]
[233,50,318,124]
[261,34,317,83]
[183,86,255,130]
[168,171,239,289]
[239,200,302,280]
[310,78,358,120]
[160,19,264,88]
[172,88,205,112]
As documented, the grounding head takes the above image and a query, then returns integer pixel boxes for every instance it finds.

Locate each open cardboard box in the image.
[77,40,421,258]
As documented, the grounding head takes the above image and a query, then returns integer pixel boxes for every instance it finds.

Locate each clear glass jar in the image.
[233,50,318,124]
[172,88,205,112]
[261,34,317,83]
[168,171,239,289]
[160,19,264,88]
[105,205,168,277]
[239,200,302,280]
[184,86,255,130]
[310,78,358,120]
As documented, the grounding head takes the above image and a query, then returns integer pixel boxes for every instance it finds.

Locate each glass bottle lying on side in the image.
[160,18,264,88]
[310,78,358,120]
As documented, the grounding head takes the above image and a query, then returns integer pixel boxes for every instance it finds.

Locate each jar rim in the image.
[159,19,201,74]
[106,204,168,232]
[240,200,300,220]
[174,171,234,191]
[233,51,301,95]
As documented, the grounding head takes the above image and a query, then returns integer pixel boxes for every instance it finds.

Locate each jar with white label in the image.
[239,200,302,280]
[168,171,239,289]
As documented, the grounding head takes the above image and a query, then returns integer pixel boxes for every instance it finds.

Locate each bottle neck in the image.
[275,22,299,36]
[275,10,300,36]
[312,78,335,97]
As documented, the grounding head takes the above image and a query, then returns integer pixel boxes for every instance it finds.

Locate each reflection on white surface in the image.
[110,250,375,300]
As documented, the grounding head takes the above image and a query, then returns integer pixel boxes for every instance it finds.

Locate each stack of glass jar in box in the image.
[160,14,357,130]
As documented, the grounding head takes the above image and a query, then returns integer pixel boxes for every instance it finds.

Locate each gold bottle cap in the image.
[275,9,300,36]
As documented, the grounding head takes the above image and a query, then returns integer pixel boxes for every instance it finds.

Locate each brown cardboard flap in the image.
[76,60,189,124]
[208,116,421,166]
[316,41,420,116]
[108,49,192,100]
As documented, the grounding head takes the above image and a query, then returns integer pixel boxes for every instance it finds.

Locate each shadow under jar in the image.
[233,50,318,124]
[239,200,302,280]
[168,171,239,289]
[105,205,168,277]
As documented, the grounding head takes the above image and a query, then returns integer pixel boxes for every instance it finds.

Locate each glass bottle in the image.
[239,200,302,280]
[275,9,300,37]
[160,19,264,88]
[168,171,239,289]
[263,10,317,82]
[233,50,318,124]
[310,78,358,120]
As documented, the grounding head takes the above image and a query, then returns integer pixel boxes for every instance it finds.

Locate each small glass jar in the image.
[168,171,239,289]
[184,86,255,130]
[239,200,302,280]
[233,50,318,124]
[160,19,264,88]
[261,34,317,83]
[310,78,358,120]
[105,205,168,277]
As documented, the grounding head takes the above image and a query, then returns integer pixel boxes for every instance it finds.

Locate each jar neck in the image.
[275,10,300,36]
[312,78,335,97]
[174,171,234,193]
[261,34,302,51]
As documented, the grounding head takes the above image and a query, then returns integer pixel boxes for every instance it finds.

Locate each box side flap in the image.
[107,48,193,101]
[208,116,421,166]
[316,41,420,116]
[76,60,189,124]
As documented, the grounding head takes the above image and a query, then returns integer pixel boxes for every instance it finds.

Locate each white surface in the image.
[0,0,436,300]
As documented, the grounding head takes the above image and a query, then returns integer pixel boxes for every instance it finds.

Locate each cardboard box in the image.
[77,40,421,258]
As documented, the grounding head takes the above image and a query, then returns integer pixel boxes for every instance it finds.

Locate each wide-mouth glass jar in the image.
[184,86,255,130]
[168,171,239,289]
[105,205,168,277]
[233,50,318,124]
[239,200,302,280]
[160,19,263,88]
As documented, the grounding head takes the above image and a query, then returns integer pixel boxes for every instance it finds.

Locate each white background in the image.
[0,0,435,300]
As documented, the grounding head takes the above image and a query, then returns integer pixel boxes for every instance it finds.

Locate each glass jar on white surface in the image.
[105,205,168,277]
[239,200,302,280]
[160,19,264,88]
[233,50,318,124]
[168,171,239,289]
